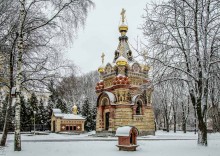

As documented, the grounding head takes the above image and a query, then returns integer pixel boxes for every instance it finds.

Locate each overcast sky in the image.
[64,0,155,74]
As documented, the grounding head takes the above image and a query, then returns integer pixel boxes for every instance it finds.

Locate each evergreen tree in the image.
[45,97,55,130]
[56,98,68,113]
[77,103,81,114]
[38,99,46,124]
[20,96,29,131]
[29,93,38,112]
[91,105,97,130]
[28,93,39,125]
[26,97,33,131]
[81,98,93,131]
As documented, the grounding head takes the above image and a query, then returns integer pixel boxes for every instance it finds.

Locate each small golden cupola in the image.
[98,52,105,73]
[72,104,78,115]
[119,8,128,36]
[116,55,128,66]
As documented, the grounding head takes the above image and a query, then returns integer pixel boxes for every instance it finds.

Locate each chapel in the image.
[51,104,85,133]
[95,9,155,135]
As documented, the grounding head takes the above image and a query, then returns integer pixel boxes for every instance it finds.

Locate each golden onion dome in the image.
[98,64,105,73]
[72,104,78,115]
[119,23,128,33]
[116,56,128,66]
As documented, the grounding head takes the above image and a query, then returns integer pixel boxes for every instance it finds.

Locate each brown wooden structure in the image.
[115,126,139,151]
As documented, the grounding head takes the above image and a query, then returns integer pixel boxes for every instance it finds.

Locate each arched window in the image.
[101,97,109,106]
[136,100,142,115]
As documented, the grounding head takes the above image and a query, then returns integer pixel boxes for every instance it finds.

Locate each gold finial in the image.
[121,8,126,23]
[72,104,77,115]
[98,53,105,73]
[119,8,128,35]
[101,52,105,64]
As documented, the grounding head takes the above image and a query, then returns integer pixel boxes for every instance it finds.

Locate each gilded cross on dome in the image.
[121,8,126,23]
[101,52,105,64]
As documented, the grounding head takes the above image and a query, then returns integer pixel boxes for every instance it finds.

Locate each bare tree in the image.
[141,0,220,146]
[0,0,94,150]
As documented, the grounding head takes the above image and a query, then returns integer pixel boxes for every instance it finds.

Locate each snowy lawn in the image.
[1,131,220,156]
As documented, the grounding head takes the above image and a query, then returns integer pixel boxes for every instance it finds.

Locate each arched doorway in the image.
[130,128,138,145]
[130,133,133,144]
[105,112,110,130]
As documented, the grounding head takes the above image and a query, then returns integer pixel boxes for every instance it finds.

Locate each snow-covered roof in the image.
[52,109,85,120]
[54,114,64,118]
[116,56,128,63]
[115,126,134,136]
[52,109,62,114]
[63,114,85,120]
[103,91,115,103]
[116,74,125,77]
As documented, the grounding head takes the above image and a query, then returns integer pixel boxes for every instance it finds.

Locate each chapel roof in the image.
[52,108,85,120]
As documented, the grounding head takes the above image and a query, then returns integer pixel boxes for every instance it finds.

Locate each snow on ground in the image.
[1,131,220,156]
[3,130,198,141]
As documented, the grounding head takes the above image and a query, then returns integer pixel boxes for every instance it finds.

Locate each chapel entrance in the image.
[105,112,110,130]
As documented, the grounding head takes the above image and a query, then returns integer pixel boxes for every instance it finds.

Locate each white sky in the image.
[64,0,154,74]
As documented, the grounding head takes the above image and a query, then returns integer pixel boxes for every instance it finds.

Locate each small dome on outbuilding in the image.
[72,104,78,115]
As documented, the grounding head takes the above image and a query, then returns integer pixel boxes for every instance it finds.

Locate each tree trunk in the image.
[194,106,197,134]
[198,119,207,146]
[193,0,208,146]
[181,102,186,133]
[0,97,12,146]
[14,0,25,151]
[166,117,169,132]
[196,95,207,146]
[182,121,186,133]
[0,30,16,147]
[173,113,176,133]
